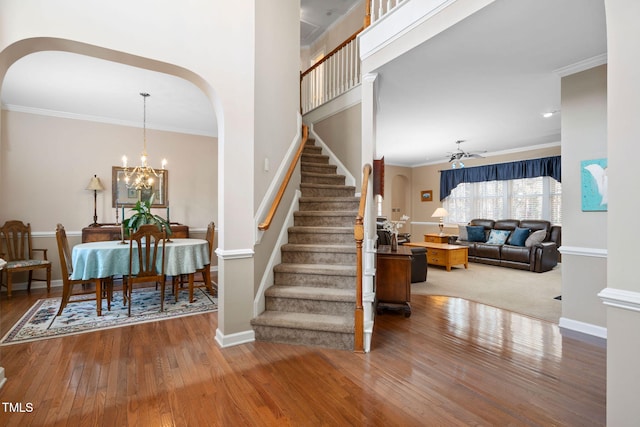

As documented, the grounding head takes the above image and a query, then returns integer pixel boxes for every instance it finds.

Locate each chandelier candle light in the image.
[431,207,449,236]
[121,92,167,192]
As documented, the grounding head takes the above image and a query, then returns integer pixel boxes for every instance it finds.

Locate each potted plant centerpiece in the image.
[123,194,172,237]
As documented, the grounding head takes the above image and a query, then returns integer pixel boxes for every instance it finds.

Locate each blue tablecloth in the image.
[71,238,210,280]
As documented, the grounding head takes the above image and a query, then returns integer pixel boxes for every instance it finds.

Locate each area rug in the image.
[411,262,562,323]
[1,287,217,346]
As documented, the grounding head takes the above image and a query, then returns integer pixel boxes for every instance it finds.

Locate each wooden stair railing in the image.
[300,27,363,81]
[300,27,363,114]
[258,126,308,231]
[354,163,372,353]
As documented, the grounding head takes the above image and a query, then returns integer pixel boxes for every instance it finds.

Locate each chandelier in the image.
[121,92,166,190]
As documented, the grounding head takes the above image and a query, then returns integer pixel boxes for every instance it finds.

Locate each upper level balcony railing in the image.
[300,29,362,115]
[300,0,406,115]
[366,0,406,26]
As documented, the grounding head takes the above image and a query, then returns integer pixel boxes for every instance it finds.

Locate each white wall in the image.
[0,110,216,233]
[313,103,362,185]
[603,0,640,423]
[559,65,608,331]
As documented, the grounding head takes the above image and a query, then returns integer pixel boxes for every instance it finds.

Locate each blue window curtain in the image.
[439,156,561,201]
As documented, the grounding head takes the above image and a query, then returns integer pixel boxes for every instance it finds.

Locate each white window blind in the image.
[443,177,561,225]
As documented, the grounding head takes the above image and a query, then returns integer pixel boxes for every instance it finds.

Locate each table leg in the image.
[95,278,102,316]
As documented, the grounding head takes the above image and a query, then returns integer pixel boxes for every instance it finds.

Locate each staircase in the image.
[251,138,358,350]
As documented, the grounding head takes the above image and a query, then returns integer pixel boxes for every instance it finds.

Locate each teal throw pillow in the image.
[466,225,486,242]
[509,227,531,246]
[486,229,510,245]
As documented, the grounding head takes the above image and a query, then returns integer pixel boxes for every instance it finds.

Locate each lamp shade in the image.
[86,175,104,191]
[431,207,448,218]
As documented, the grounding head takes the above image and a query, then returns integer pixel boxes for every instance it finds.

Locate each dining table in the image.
[71,238,210,315]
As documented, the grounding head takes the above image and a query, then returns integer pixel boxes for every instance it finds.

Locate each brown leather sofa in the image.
[452,219,561,273]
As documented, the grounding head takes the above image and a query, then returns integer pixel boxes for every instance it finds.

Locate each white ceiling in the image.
[375,0,607,166]
[0,0,607,169]
[0,1,352,139]
[1,51,217,137]
[300,0,363,47]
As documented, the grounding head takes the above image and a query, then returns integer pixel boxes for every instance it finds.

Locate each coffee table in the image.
[403,242,468,271]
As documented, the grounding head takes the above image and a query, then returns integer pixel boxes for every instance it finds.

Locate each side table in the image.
[376,245,412,317]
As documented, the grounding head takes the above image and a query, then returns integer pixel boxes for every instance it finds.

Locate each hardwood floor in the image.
[0,287,606,426]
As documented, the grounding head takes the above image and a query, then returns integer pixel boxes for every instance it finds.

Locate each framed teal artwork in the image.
[581,158,607,211]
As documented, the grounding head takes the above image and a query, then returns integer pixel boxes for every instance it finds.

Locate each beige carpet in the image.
[411,262,562,323]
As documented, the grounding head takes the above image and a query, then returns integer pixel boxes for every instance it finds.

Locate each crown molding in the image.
[554,53,608,77]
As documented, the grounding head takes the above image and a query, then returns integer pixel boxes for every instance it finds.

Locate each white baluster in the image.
[348,44,352,89]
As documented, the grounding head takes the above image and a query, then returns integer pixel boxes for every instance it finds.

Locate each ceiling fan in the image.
[447,140,485,167]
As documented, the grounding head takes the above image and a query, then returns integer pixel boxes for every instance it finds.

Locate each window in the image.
[443,177,561,225]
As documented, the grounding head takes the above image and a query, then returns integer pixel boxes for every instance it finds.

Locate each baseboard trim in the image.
[559,316,607,345]
[215,328,255,348]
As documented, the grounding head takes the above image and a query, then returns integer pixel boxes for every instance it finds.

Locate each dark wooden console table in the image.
[376,245,412,317]
[81,223,189,243]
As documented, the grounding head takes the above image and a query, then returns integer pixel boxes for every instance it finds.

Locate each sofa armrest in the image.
[532,242,558,272]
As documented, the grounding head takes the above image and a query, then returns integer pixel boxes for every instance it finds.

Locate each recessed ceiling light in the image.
[542,110,560,118]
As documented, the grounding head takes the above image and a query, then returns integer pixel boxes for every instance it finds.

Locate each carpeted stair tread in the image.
[288,226,352,234]
[281,243,355,253]
[254,137,361,350]
[294,211,357,217]
[300,162,336,169]
[299,196,360,202]
[273,263,356,276]
[300,183,356,191]
[251,311,354,333]
[266,285,355,302]
[302,171,346,179]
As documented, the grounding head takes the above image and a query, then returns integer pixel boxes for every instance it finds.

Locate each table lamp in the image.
[431,207,449,236]
[86,174,104,227]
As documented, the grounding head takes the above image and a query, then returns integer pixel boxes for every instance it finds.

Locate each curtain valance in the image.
[439,155,561,201]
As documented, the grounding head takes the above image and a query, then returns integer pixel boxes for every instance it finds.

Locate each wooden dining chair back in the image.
[194,221,217,300]
[126,224,167,316]
[173,221,217,303]
[202,221,217,292]
[0,220,51,298]
[55,224,110,315]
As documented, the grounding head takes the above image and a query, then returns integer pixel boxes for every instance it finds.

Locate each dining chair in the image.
[0,220,52,298]
[172,221,217,302]
[125,224,167,316]
[188,221,217,302]
[55,224,112,316]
